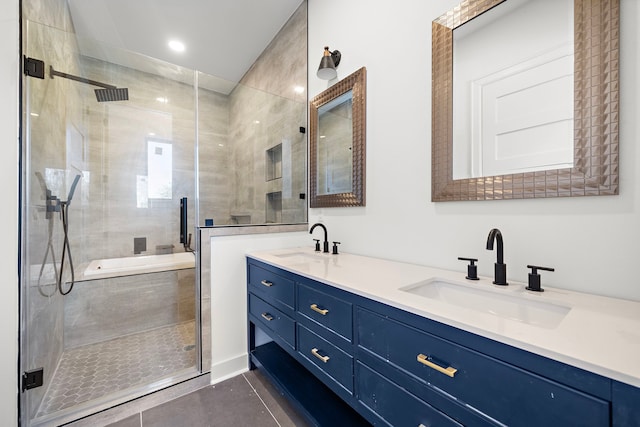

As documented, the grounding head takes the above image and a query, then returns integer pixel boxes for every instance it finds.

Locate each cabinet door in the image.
[248,293,295,349]
[297,324,354,394]
[357,361,462,427]
[297,282,353,342]
[613,381,640,427]
[248,262,295,312]
[357,308,610,427]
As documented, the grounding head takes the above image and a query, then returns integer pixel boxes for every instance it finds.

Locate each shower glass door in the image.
[21,19,201,426]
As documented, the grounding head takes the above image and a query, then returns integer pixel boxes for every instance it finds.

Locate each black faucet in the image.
[310,223,329,253]
[486,228,508,286]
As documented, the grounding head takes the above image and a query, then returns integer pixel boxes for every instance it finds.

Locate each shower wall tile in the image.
[229,2,308,224]
[23,0,74,33]
[64,270,196,349]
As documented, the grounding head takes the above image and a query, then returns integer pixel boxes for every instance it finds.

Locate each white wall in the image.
[209,231,308,383]
[0,0,20,424]
[308,0,640,302]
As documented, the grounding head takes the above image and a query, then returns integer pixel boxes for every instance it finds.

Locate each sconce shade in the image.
[317,46,341,80]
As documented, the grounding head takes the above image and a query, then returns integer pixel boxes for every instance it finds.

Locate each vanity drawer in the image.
[249,293,295,349]
[248,263,294,312]
[356,361,462,427]
[297,324,354,393]
[297,282,352,341]
[357,308,609,427]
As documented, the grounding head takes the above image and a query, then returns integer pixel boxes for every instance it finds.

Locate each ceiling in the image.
[67,0,304,92]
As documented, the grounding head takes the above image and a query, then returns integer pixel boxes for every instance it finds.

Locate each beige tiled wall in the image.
[64,269,195,349]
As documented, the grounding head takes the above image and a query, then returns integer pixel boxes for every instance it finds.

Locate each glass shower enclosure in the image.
[21,20,201,426]
[20,11,306,425]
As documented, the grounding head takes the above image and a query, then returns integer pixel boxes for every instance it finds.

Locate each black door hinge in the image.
[24,57,45,79]
[22,368,44,392]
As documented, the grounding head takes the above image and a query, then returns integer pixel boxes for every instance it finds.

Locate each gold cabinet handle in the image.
[311,348,330,363]
[310,303,329,315]
[417,353,457,378]
[261,312,273,321]
[260,279,273,287]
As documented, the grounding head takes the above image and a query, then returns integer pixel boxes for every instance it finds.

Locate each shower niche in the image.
[265,144,283,223]
[266,144,283,181]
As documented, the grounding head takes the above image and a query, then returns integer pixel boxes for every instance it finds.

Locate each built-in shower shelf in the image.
[265,144,283,181]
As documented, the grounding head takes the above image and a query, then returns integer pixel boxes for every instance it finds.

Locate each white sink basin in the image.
[273,251,326,264]
[401,278,571,329]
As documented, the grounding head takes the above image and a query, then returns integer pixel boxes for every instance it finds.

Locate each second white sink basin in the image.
[401,278,571,329]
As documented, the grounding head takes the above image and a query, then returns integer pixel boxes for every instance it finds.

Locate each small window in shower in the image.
[147,139,173,199]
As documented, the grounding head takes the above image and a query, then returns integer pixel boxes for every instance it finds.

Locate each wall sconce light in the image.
[317,46,341,80]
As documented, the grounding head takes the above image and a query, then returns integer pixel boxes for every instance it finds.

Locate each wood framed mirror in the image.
[432,0,619,201]
[310,67,366,208]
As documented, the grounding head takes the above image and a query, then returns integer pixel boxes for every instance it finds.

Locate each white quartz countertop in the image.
[247,247,640,388]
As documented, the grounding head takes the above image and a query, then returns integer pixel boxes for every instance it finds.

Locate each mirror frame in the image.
[432,0,619,201]
[310,67,367,207]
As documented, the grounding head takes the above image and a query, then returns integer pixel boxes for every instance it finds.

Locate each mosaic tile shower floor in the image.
[36,321,196,418]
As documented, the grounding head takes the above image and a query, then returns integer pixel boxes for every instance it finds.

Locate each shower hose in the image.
[57,200,75,295]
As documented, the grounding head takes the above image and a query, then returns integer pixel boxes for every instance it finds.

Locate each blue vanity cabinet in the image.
[247,258,636,427]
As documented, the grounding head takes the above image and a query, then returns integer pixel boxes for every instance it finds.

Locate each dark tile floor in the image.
[104,370,310,427]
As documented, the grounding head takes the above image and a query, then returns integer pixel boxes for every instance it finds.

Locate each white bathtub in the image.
[82,252,195,280]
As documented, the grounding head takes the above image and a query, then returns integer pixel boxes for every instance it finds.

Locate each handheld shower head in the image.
[66,174,81,206]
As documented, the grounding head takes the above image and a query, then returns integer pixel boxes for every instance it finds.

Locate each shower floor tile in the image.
[37,321,196,418]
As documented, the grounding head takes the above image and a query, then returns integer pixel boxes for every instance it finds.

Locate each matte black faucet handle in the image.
[332,242,341,255]
[313,239,321,252]
[526,265,555,292]
[458,257,479,281]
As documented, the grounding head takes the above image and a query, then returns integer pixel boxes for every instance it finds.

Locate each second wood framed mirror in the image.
[432,0,619,201]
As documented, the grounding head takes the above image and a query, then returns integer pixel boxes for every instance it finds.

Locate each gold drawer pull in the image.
[261,313,274,321]
[310,303,329,315]
[417,353,457,378]
[311,348,330,363]
[260,279,273,287]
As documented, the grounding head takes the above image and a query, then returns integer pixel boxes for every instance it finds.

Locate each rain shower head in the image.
[50,66,129,102]
[95,87,129,102]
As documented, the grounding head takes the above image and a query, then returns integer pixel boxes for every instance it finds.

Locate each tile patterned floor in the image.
[100,371,311,427]
[37,321,196,418]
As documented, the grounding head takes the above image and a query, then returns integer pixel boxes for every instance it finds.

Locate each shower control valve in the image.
[46,195,61,219]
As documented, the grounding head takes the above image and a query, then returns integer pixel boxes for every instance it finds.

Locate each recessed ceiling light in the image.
[294,86,304,94]
[168,40,185,52]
